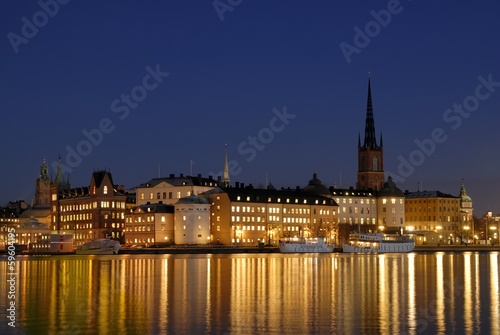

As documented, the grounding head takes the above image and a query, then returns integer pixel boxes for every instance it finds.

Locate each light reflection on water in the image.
[0,252,499,335]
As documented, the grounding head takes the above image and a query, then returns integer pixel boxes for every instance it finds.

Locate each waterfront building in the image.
[135,174,218,206]
[330,187,377,238]
[7,217,51,252]
[376,176,405,233]
[174,194,211,244]
[203,184,338,246]
[124,202,174,246]
[479,212,499,245]
[52,170,133,246]
[404,190,461,244]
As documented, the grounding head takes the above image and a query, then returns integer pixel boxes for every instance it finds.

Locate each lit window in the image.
[103,186,108,195]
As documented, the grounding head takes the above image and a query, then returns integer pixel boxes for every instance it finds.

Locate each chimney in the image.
[169,174,174,178]
[180,173,183,178]
[241,183,244,188]
[235,182,240,188]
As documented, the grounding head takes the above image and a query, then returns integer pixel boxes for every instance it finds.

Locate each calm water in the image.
[0,252,499,335]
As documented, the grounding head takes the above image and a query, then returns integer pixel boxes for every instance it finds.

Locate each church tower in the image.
[356,77,384,191]
[35,159,51,207]
[223,144,230,187]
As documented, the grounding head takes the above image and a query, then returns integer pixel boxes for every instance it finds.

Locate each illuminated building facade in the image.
[52,170,133,246]
[204,184,338,246]
[174,194,211,244]
[404,190,461,244]
[124,202,174,246]
[135,174,218,206]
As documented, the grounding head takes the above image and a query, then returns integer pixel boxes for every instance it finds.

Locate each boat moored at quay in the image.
[76,238,121,255]
[343,232,415,253]
[279,237,334,253]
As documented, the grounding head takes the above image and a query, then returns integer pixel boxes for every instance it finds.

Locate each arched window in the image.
[103,186,108,195]
[373,157,378,171]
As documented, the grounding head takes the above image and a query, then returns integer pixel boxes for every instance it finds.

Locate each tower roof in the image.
[303,172,331,197]
[362,77,382,150]
[223,144,230,187]
[459,182,472,203]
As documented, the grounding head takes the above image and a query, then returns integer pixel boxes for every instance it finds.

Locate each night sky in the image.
[1,1,499,216]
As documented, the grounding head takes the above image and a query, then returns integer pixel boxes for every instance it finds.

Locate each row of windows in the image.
[337,198,377,205]
[406,216,459,222]
[126,237,155,244]
[59,201,126,211]
[381,199,404,205]
[235,195,328,205]
[139,191,189,200]
[342,207,372,214]
[381,208,403,214]
[125,216,167,223]
[406,207,458,212]
[232,225,267,231]
[406,199,459,204]
[58,222,126,230]
[341,217,377,224]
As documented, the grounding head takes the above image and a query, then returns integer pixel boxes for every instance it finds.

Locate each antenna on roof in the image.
[190,160,194,176]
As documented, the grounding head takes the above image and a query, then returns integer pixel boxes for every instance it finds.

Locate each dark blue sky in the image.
[1,1,499,215]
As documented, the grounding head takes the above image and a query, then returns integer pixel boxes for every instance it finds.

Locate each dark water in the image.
[0,252,498,335]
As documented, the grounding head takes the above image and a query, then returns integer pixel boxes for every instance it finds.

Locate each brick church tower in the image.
[356,77,384,191]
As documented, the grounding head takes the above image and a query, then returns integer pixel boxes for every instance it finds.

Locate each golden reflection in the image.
[473,253,481,334]
[490,253,499,335]
[378,255,388,332]
[1,253,499,334]
[463,253,472,334]
[436,253,445,333]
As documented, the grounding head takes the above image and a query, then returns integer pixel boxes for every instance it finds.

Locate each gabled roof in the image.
[92,170,113,188]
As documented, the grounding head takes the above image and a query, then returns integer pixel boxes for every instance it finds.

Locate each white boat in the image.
[76,238,121,255]
[343,233,415,253]
[279,237,334,253]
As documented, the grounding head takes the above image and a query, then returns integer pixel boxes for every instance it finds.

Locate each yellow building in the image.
[404,190,461,244]
[203,184,338,246]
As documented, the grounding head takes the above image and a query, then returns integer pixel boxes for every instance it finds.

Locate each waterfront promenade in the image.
[2,244,499,255]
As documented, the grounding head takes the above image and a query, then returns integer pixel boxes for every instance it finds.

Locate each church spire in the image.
[54,156,70,190]
[223,144,230,187]
[364,77,378,149]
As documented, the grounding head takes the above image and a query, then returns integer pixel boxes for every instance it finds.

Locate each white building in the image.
[174,194,211,244]
[135,174,218,206]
